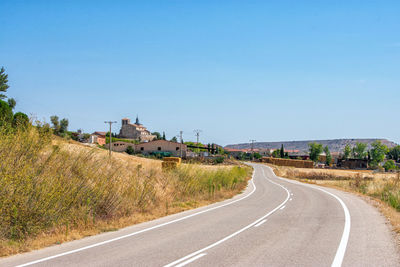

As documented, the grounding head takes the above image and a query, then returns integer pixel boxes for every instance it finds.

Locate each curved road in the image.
[2,163,399,266]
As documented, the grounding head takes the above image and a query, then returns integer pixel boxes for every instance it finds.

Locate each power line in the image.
[194,129,202,156]
[250,139,256,153]
[105,121,117,158]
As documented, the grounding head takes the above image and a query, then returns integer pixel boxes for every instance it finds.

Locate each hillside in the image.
[225,139,398,153]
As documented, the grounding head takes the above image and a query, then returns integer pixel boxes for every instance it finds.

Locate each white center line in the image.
[175,253,207,267]
[254,219,267,227]
[280,205,286,210]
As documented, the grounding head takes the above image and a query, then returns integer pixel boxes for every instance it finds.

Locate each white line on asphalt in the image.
[175,253,207,267]
[266,166,351,267]
[164,166,290,267]
[254,219,267,227]
[290,198,292,201]
[280,205,286,210]
[16,171,259,267]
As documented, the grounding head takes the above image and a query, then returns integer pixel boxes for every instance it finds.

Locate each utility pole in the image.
[179,131,183,158]
[105,121,117,157]
[194,129,202,157]
[250,139,256,153]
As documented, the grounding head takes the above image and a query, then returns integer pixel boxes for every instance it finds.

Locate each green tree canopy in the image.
[370,141,388,168]
[0,99,13,125]
[383,160,397,172]
[0,67,9,99]
[387,146,400,162]
[151,132,161,140]
[352,142,367,159]
[309,142,323,163]
[280,144,285,158]
[12,112,29,127]
[170,136,178,142]
[343,144,352,159]
[324,145,332,166]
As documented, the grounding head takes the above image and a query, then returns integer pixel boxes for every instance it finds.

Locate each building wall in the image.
[119,119,155,141]
[104,141,134,152]
[135,140,187,157]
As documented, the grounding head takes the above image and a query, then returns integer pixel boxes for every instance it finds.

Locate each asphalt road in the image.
[2,163,399,267]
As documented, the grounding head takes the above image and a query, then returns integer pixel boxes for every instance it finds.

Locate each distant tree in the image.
[387,146,400,162]
[309,142,323,163]
[272,149,280,158]
[162,131,166,140]
[7,98,16,109]
[0,100,13,125]
[324,146,332,166]
[383,160,397,172]
[170,136,178,142]
[253,152,262,160]
[126,146,135,155]
[152,131,161,140]
[50,115,68,136]
[284,152,289,158]
[370,141,388,168]
[60,118,69,134]
[352,142,367,159]
[0,67,9,99]
[12,112,29,127]
[343,144,352,160]
[280,144,285,158]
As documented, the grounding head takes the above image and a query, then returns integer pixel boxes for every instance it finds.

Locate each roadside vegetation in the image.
[0,123,250,256]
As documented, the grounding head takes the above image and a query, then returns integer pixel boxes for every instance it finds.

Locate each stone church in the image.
[118,116,156,141]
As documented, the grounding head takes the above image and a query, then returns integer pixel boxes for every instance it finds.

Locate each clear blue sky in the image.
[1,1,399,145]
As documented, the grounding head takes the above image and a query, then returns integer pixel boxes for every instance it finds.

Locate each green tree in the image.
[162,131,166,140]
[60,118,69,134]
[352,142,367,159]
[370,141,388,168]
[126,146,135,155]
[280,144,285,158]
[324,145,332,166]
[383,160,397,172]
[12,112,29,127]
[309,142,323,163]
[0,99,13,124]
[152,131,161,140]
[272,149,280,158]
[343,144,352,159]
[387,146,400,162]
[253,152,262,159]
[0,67,9,99]
[50,116,68,136]
[7,98,16,109]
[50,115,60,134]
[170,136,178,142]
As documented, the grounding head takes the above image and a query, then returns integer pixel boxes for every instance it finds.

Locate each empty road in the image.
[2,163,399,267]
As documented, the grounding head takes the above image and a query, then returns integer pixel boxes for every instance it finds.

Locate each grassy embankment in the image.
[0,125,251,257]
[267,164,400,234]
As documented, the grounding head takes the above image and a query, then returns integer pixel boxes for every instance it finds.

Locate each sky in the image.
[1,1,399,145]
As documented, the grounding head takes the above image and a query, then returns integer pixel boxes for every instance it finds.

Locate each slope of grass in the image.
[0,125,251,256]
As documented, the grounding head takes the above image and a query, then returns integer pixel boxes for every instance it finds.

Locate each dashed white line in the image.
[254,219,267,227]
[164,166,290,267]
[280,205,286,210]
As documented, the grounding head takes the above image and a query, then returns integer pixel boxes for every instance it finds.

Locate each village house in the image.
[135,140,187,157]
[88,131,106,146]
[104,141,134,152]
[119,117,156,141]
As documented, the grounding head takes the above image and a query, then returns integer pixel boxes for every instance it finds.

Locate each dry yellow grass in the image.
[0,126,251,257]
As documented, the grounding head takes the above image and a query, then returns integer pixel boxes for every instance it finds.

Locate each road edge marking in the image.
[263,165,351,267]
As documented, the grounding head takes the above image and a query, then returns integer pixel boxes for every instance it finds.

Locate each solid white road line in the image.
[254,219,267,227]
[280,205,286,210]
[164,166,290,267]
[16,171,259,267]
[264,165,351,267]
[175,253,207,267]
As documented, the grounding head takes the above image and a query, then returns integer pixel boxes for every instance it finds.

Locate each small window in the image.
[158,147,161,151]
[141,147,144,151]
[176,147,179,151]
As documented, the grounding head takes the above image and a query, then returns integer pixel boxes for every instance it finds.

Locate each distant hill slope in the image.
[225,139,398,153]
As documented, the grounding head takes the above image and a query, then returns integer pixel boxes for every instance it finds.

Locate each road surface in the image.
[1,163,399,266]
